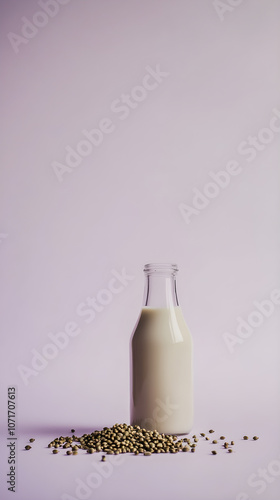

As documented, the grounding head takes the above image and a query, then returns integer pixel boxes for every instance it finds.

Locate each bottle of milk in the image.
[130,263,193,435]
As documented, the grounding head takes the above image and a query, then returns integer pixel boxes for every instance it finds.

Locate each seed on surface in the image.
[253,436,259,441]
[228,449,233,453]
[212,450,217,455]
[231,441,234,445]
[53,449,59,454]
[209,430,214,434]
[66,450,72,455]
[220,436,225,440]
[48,423,237,458]
[212,440,217,444]
[101,455,106,462]
[25,445,31,450]
[243,436,248,440]
[71,429,75,433]
[29,438,35,443]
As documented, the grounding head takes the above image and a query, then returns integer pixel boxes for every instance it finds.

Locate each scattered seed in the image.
[46,424,258,460]
[71,429,75,433]
[253,436,259,441]
[101,455,106,462]
[25,445,31,450]
[212,450,217,455]
[243,436,248,440]
[29,438,35,443]
[66,450,72,455]
[228,449,233,453]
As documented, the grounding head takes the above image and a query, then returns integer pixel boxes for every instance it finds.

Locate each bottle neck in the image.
[143,264,179,309]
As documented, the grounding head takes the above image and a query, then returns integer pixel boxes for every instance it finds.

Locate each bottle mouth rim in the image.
[144,263,178,275]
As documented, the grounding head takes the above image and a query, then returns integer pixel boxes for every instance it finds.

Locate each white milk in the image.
[130,306,193,434]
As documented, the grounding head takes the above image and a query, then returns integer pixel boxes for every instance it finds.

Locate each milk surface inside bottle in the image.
[130,263,193,434]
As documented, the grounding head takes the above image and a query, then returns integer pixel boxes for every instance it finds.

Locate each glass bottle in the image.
[130,263,193,434]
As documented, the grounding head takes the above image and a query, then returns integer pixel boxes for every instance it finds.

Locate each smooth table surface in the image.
[1,425,279,500]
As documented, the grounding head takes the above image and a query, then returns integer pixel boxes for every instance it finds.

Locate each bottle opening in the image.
[144,263,178,276]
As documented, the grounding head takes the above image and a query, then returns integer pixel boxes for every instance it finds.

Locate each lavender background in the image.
[1,0,280,499]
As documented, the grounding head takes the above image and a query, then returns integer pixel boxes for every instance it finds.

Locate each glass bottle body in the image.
[130,264,193,434]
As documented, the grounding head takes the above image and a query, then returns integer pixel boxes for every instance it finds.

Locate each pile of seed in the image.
[48,424,190,456]
[46,424,259,456]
